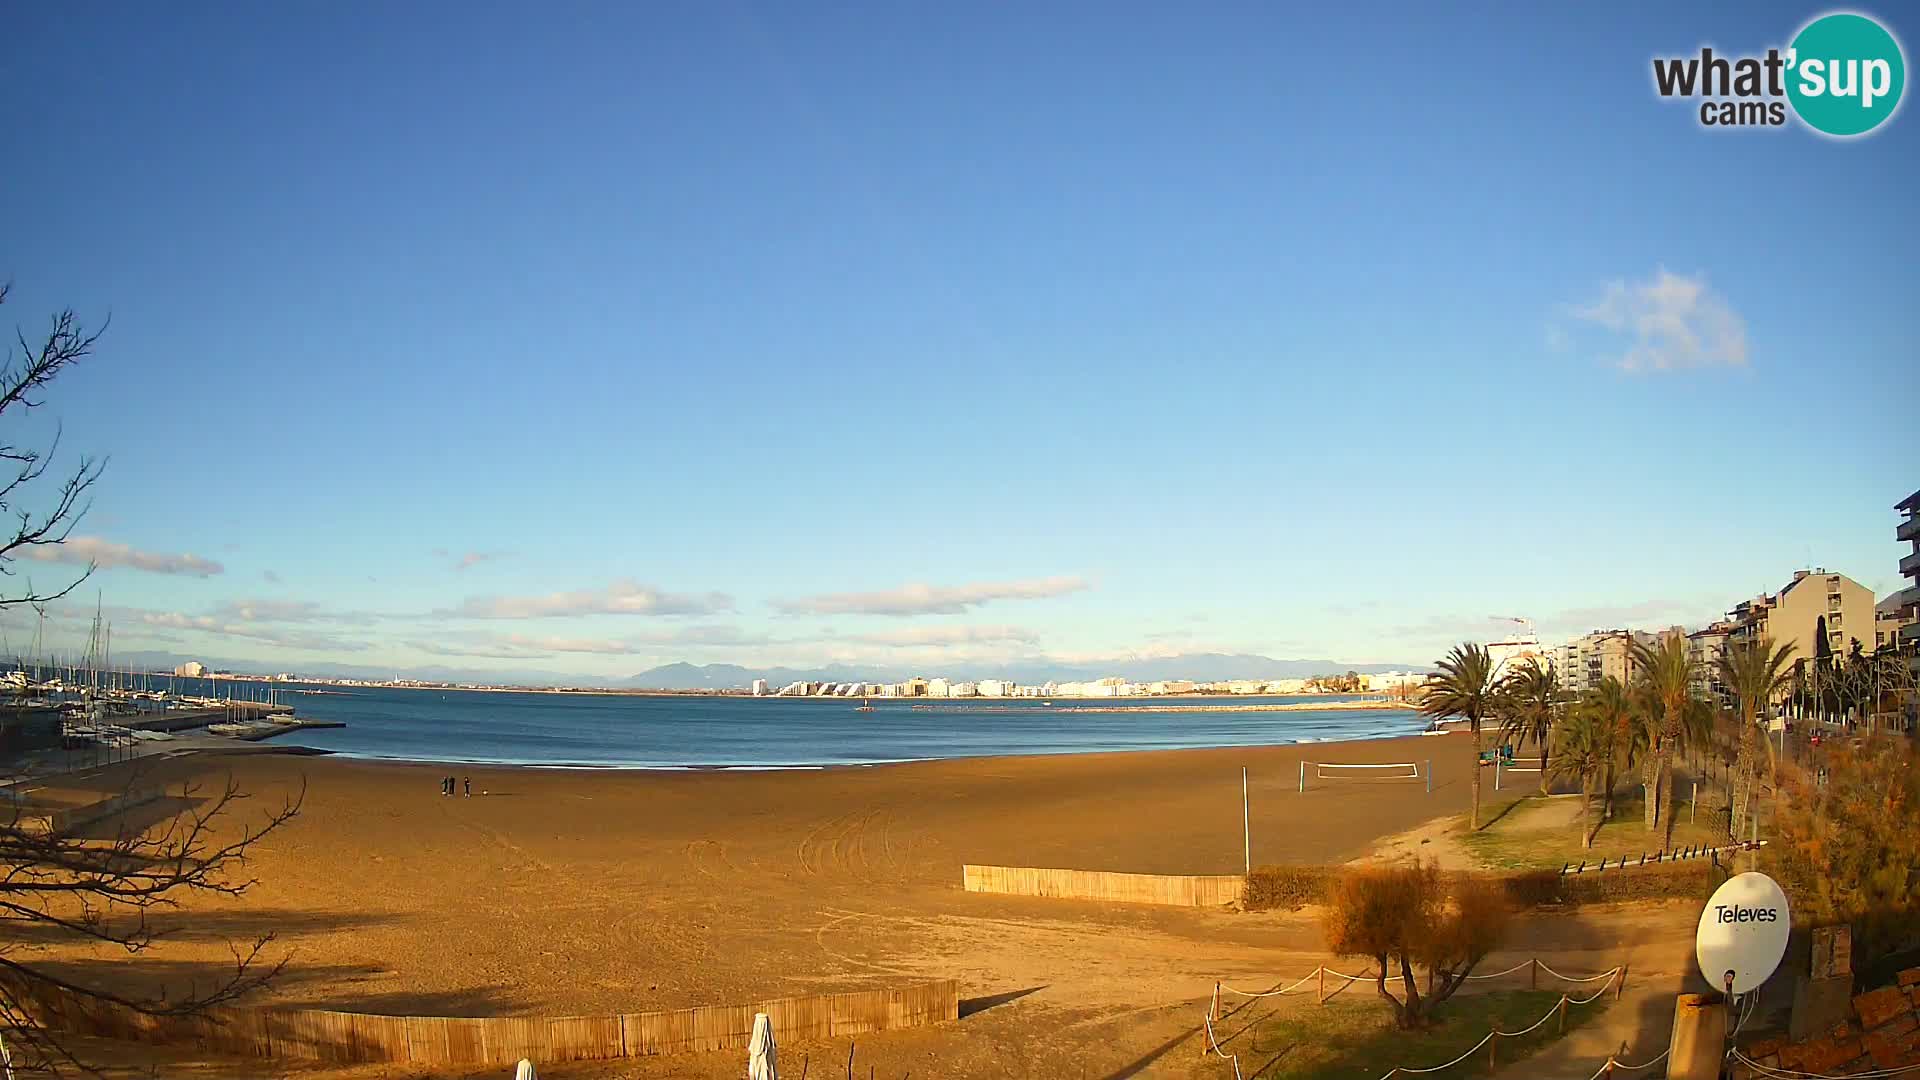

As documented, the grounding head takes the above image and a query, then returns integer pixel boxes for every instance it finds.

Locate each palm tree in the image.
[1548,710,1610,848]
[1418,643,1498,830]
[1715,637,1796,838]
[1497,658,1560,793]
[1628,633,1704,849]
[1580,677,1635,824]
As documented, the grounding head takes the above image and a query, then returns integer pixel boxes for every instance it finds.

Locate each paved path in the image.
[1489,977,1683,1080]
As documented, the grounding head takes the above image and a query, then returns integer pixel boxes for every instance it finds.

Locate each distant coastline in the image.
[153,675,1415,704]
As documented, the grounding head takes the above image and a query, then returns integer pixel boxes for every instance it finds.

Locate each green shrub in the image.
[1244,865,1332,910]
[1239,861,1715,913]
[1558,860,1717,905]
[1499,869,1565,907]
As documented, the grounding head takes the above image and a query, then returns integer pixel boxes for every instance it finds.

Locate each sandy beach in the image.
[31,733,1701,1078]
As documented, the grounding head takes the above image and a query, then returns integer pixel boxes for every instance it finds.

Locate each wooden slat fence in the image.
[963,864,1245,907]
[0,977,957,1066]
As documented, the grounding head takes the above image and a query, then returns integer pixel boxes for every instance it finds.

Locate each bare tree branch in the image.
[0,282,107,609]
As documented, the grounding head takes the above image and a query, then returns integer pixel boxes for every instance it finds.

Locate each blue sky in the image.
[1,2,1914,679]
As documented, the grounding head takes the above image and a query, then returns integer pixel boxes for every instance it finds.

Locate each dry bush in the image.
[1321,860,1511,1029]
[1244,865,1331,911]
[1771,735,1920,959]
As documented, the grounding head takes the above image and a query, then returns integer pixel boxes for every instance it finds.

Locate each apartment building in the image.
[1899,490,1920,649]
[1549,629,1653,696]
[1687,621,1735,704]
[1878,594,1915,652]
[1725,568,1876,663]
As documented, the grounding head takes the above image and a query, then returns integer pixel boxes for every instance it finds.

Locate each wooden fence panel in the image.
[963,863,1245,907]
[2,977,957,1065]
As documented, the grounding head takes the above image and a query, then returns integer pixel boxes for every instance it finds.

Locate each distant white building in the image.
[751,679,769,696]
[977,679,1012,697]
[173,661,206,678]
[1486,632,1546,680]
[926,678,951,698]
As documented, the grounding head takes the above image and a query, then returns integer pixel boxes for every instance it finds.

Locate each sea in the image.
[96,677,1427,769]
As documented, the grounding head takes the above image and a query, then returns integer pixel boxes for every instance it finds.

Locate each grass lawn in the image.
[1196,989,1610,1079]
[1461,790,1730,871]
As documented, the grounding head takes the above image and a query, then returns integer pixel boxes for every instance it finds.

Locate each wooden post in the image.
[1668,992,1730,1080]
[1426,759,1432,794]
[1530,958,1539,990]
[1489,1033,1498,1070]
[1558,995,1568,1034]
[1317,965,1326,1004]
[1616,964,1627,1001]
[1242,767,1251,875]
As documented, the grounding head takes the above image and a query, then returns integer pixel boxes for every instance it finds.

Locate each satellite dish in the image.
[1696,872,1790,995]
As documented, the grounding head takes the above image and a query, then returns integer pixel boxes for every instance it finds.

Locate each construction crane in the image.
[1491,615,1538,640]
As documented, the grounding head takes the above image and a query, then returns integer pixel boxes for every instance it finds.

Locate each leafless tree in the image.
[0,281,303,1074]
[0,772,304,1074]
[0,282,107,614]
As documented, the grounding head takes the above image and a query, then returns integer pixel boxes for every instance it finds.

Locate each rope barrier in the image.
[1464,960,1535,980]
[1537,962,1627,984]
[1200,1011,1245,1080]
[1202,961,1623,1079]
[1369,978,1616,1078]
[1586,1047,1670,1079]
[1218,969,1326,998]
[1731,1048,1920,1078]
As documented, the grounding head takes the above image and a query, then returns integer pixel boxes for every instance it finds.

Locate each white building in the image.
[751,679,769,696]
[1486,631,1545,680]
[926,678,951,698]
[173,661,206,678]
[977,679,1012,697]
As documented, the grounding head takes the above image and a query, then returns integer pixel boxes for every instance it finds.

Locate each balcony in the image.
[1900,515,1920,543]
[1903,549,1920,578]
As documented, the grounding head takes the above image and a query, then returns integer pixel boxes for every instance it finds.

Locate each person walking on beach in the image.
[440,776,450,796]
[463,777,471,797]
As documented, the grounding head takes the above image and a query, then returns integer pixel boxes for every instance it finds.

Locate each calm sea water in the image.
[113,678,1426,768]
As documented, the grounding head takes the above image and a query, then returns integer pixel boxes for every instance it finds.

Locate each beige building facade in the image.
[1726,568,1876,664]
[1549,629,1653,696]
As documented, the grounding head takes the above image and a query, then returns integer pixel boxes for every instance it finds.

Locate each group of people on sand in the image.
[440,775,470,797]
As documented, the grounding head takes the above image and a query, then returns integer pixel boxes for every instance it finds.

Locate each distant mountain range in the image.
[625,654,1426,691]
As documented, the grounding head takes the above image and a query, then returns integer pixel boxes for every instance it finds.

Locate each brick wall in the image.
[1736,968,1920,1077]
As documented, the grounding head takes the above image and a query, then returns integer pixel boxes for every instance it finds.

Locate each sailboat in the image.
[855,697,875,712]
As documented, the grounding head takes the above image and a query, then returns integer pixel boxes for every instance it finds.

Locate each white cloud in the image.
[449,579,734,619]
[775,576,1089,616]
[208,598,339,623]
[18,536,223,577]
[844,624,1040,647]
[409,639,556,660]
[134,611,367,652]
[1567,268,1748,372]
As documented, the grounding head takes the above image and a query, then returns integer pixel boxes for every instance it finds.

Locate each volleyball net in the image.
[1298,760,1431,792]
